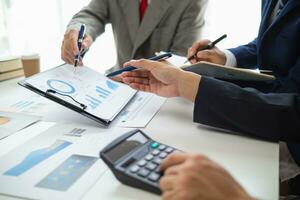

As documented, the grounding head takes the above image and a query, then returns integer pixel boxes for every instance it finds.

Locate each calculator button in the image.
[159,152,168,159]
[155,167,161,173]
[150,142,160,149]
[158,145,166,151]
[130,165,140,173]
[145,154,154,161]
[137,160,147,167]
[148,172,160,182]
[138,168,150,177]
[152,149,160,156]
[146,163,157,171]
[165,147,174,153]
[153,157,162,165]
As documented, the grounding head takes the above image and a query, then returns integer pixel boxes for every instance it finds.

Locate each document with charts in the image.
[19,64,137,126]
[0,122,128,200]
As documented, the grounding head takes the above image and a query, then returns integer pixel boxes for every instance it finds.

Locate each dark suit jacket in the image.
[229,0,300,94]
[195,0,300,167]
[194,77,300,165]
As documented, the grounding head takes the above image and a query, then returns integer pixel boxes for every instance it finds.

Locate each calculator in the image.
[100,129,176,194]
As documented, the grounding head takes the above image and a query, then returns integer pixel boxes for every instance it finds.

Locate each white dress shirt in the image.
[223,0,300,182]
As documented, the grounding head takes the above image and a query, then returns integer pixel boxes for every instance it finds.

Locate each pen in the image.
[185,34,227,63]
[74,24,86,67]
[106,52,173,77]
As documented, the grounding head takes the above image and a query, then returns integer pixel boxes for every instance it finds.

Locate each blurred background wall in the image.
[0,0,260,73]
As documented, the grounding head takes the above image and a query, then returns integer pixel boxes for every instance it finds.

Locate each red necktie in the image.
[140,0,148,21]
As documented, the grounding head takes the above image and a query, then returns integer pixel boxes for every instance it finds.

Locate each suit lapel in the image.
[132,0,171,56]
[273,0,300,24]
[260,0,300,45]
[259,0,277,35]
[120,0,140,45]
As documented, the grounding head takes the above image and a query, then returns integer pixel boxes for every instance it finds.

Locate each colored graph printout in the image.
[4,140,72,176]
[36,154,98,191]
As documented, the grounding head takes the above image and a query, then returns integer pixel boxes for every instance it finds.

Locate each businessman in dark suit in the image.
[186,0,300,195]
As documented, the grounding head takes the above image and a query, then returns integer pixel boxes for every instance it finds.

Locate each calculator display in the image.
[106,132,148,163]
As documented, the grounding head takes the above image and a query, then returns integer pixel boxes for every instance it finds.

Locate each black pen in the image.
[185,34,227,63]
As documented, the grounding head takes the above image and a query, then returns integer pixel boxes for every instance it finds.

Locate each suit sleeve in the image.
[194,76,300,142]
[227,38,258,69]
[273,57,300,94]
[67,0,109,41]
[169,0,208,56]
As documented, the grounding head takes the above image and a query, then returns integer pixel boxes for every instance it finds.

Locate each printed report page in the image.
[25,64,137,121]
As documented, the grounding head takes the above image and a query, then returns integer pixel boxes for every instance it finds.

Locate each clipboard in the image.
[18,64,137,127]
[182,61,275,81]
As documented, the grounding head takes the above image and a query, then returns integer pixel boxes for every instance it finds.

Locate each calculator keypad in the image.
[127,142,176,184]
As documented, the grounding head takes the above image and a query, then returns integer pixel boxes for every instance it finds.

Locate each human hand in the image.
[159,152,253,200]
[188,39,227,65]
[61,29,92,66]
[121,59,201,101]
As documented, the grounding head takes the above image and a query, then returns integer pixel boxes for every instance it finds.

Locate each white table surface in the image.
[0,78,279,200]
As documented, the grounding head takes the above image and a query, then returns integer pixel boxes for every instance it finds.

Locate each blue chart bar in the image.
[4,140,72,176]
[85,95,102,109]
[106,80,119,91]
[35,154,98,191]
[96,86,111,99]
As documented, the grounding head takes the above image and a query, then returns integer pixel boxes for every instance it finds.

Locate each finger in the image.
[64,44,77,61]
[64,53,74,65]
[163,165,181,176]
[66,31,79,56]
[123,77,150,85]
[78,60,84,66]
[129,83,150,92]
[82,36,92,49]
[189,58,198,64]
[188,39,211,57]
[159,175,176,191]
[122,70,150,78]
[63,51,75,65]
[110,75,123,82]
[160,152,187,171]
[196,50,214,62]
[162,190,177,200]
[123,59,159,71]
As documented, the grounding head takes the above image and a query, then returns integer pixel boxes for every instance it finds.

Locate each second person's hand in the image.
[121,59,201,101]
[61,29,93,66]
[159,152,253,200]
[188,39,227,65]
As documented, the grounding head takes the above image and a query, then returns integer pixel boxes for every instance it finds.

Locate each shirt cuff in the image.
[223,49,237,67]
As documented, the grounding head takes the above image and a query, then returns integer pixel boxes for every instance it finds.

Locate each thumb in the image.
[123,59,158,71]
[196,50,214,61]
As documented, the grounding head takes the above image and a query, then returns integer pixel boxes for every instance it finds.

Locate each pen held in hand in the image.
[74,24,86,68]
[106,52,173,77]
[185,34,227,63]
